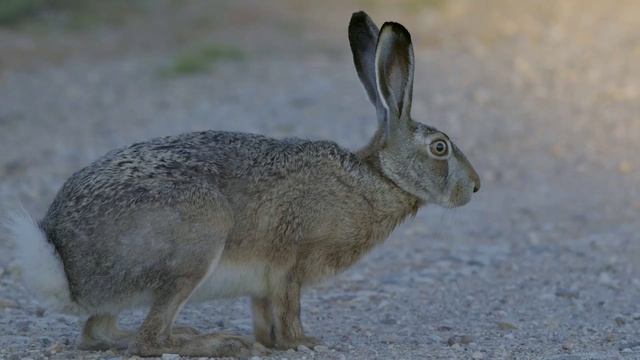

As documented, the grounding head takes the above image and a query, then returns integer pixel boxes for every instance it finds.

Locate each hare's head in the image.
[349,12,480,208]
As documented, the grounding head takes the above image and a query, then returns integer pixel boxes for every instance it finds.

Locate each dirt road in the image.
[1,1,638,359]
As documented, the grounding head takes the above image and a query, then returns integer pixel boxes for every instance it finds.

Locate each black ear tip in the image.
[351,11,370,20]
[350,11,371,28]
[380,21,412,43]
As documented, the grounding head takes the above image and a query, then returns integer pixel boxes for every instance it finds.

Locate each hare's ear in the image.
[348,11,380,108]
[375,22,414,128]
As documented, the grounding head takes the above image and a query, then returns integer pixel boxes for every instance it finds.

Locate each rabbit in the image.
[5,11,480,358]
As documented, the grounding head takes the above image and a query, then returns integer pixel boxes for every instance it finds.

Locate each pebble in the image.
[447,335,473,346]
[598,272,618,287]
[35,307,46,317]
[496,321,517,330]
[249,356,262,360]
[314,345,329,352]
[48,343,63,354]
[297,345,312,352]
[561,341,574,351]
[471,351,484,359]
[614,315,626,326]
[621,348,633,354]
[631,313,640,320]
[161,354,180,360]
[555,289,579,299]
[0,298,18,309]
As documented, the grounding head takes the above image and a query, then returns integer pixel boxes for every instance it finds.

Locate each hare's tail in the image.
[4,209,78,313]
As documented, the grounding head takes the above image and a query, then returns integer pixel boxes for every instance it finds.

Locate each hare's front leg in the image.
[252,279,320,350]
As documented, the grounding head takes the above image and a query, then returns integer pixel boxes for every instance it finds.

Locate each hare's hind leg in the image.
[79,313,132,351]
[131,263,260,358]
[128,202,261,357]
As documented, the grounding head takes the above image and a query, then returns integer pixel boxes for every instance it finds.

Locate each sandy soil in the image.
[0,1,639,359]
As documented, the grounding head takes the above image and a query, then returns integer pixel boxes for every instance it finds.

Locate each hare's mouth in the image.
[440,183,473,208]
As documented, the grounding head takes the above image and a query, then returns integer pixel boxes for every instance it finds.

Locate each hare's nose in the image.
[473,182,480,193]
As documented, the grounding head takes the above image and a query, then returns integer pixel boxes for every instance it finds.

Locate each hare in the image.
[6,11,479,358]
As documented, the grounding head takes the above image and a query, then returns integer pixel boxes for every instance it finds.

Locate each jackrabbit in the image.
[7,11,479,357]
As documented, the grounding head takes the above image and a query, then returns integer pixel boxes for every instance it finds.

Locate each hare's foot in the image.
[79,313,133,351]
[252,279,322,350]
[132,333,265,358]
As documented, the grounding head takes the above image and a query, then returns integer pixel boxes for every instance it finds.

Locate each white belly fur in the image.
[189,260,268,302]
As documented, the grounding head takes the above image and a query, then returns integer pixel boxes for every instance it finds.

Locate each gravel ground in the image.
[1,1,639,359]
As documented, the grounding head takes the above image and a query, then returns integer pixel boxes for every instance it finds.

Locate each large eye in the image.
[429,139,449,158]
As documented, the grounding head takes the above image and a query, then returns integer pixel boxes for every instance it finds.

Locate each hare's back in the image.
[42,131,354,227]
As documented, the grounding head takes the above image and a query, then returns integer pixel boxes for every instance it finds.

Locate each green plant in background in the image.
[0,0,146,28]
[160,44,245,76]
[0,0,47,25]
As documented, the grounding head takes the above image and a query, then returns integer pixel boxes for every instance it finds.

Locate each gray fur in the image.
[34,12,479,356]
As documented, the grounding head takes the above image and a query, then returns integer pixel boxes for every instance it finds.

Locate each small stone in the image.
[471,351,484,359]
[451,343,462,350]
[0,298,18,309]
[496,321,517,330]
[605,333,615,342]
[631,313,640,320]
[161,354,180,360]
[249,356,262,360]
[48,343,63,354]
[614,315,626,326]
[35,307,46,317]
[314,345,329,352]
[447,335,473,346]
[437,325,453,332]
[555,289,579,299]
[599,272,618,288]
[380,317,397,325]
[561,341,574,351]
[621,348,633,354]
[297,345,312,352]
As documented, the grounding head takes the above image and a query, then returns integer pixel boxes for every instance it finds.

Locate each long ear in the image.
[348,11,380,107]
[375,22,414,127]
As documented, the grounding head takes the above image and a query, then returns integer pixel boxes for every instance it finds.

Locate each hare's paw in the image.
[276,336,322,350]
[201,334,268,358]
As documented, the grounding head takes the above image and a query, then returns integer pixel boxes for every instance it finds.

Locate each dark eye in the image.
[429,139,449,157]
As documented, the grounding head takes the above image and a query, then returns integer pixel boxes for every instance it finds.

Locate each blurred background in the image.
[0,1,639,359]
